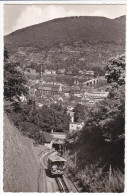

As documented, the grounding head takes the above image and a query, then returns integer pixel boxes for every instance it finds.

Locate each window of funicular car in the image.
[52,161,65,167]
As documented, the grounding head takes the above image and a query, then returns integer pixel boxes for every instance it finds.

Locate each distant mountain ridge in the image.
[4,16,125,76]
[5,15,125,52]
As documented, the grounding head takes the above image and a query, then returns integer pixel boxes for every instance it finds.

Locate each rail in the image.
[55,176,70,192]
[38,148,50,157]
[39,149,79,192]
[66,173,80,192]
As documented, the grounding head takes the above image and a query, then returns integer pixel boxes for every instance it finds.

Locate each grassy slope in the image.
[3,113,41,192]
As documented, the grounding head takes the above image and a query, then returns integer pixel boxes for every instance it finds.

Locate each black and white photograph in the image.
[3,2,126,193]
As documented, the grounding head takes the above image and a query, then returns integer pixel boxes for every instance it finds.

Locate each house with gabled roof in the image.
[43,131,53,149]
[38,83,63,96]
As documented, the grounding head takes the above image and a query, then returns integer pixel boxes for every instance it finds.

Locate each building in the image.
[69,122,84,133]
[67,106,74,111]
[66,70,72,75]
[19,94,27,102]
[84,91,109,101]
[51,132,66,152]
[85,71,94,76]
[24,71,40,80]
[74,80,80,85]
[67,110,75,122]
[51,70,56,75]
[38,83,63,96]
[57,69,66,74]
[25,68,36,73]
[78,70,84,75]
[52,132,66,141]
[44,69,52,75]
[82,91,109,105]
[63,86,71,97]
[43,131,53,149]
[71,86,81,97]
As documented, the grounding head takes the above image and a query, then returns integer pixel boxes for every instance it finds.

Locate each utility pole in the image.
[109,164,112,183]
[40,66,42,78]
[74,136,77,168]
[75,151,77,168]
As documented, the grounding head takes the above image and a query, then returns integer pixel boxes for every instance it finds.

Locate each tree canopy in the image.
[106,54,125,84]
[73,84,125,170]
[73,103,89,123]
[4,48,28,101]
[67,53,125,173]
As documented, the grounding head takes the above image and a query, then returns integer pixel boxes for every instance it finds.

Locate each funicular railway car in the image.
[48,155,66,175]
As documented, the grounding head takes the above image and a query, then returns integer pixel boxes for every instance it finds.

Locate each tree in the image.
[33,105,69,132]
[73,103,89,123]
[106,54,125,84]
[78,85,125,170]
[4,48,28,101]
[19,122,45,144]
[4,48,9,62]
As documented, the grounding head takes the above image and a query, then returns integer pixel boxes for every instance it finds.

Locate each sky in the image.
[4,4,126,35]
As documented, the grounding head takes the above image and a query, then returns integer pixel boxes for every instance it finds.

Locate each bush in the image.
[67,164,124,192]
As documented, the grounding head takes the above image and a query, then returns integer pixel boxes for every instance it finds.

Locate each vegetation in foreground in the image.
[4,48,70,145]
[4,49,125,192]
[65,54,125,192]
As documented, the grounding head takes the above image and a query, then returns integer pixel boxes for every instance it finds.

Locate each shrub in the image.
[74,166,124,192]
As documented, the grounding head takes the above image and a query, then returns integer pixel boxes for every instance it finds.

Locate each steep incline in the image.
[3,114,40,192]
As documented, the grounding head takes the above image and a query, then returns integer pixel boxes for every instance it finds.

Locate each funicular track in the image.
[39,149,78,192]
[55,176,70,192]
[40,150,71,192]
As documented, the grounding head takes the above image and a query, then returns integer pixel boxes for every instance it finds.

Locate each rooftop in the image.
[43,131,53,143]
[48,155,66,162]
[38,83,62,91]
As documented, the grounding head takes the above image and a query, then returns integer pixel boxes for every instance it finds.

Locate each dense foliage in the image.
[5,16,125,77]
[5,102,70,144]
[66,54,125,192]
[20,103,70,132]
[4,49,28,101]
[106,54,125,84]
[73,103,89,122]
[4,63,28,101]
[79,85,124,167]
[66,85,125,192]
[5,16,125,52]
[4,48,69,145]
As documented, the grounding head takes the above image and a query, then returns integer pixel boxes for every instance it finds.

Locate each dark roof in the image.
[63,86,71,92]
[38,84,61,92]
[71,86,80,91]
[52,85,61,92]
[53,132,66,135]
[43,131,53,143]
[26,73,40,80]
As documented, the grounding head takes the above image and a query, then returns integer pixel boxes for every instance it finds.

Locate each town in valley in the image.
[4,4,125,193]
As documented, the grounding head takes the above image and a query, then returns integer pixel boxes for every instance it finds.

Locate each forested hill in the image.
[5,16,125,52]
[4,16,125,75]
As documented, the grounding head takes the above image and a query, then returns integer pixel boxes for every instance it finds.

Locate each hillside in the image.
[5,16,125,50]
[4,16,126,75]
[3,113,40,192]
